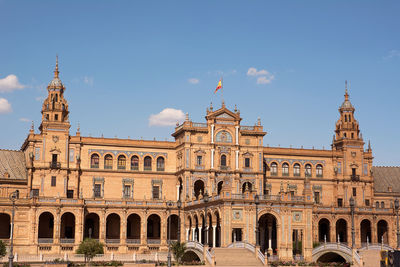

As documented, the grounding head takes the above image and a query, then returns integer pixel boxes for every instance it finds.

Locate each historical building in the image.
[0,60,399,264]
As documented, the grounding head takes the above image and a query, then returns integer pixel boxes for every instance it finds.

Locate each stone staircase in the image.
[359,250,382,267]
[213,247,264,266]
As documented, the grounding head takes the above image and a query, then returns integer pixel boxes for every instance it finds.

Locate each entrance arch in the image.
[147,214,161,242]
[317,252,346,263]
[167,214,179,241]
[0,213,10,238]
[60,212,75,241]
[360,219,371,244]
[106,213,121,241]
[259,213,277,255]
[84,213,100,239]
[127,213,141,243]
[377,220,388,244]
[336,219,347,243]
[318,218,330,242]
[194,180,204,199]
[38,212,54,242]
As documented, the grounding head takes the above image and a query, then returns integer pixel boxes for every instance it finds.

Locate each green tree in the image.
[76,238,104,264]
[0,240,6,258]
[171,241,186,266]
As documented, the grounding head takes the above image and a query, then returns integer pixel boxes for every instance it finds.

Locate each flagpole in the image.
[221,76,224,106]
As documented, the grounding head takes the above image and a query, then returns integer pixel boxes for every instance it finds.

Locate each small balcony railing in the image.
[157,167,165,171]
[50,162,61,169]
[220,166,230,171]
[106,239,120,244]
[38,238,54,244]
[104,165,113,169]
[91,164,99,169]
[351,175,360,181]
[147,239,161,244]
[117,165,126,170]
[60,238,75,244]
[144,166,152,171]
[131,165,139,171]
[126,239,140,244]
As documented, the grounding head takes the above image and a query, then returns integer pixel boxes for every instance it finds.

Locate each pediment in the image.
[206,105,241,122]
[216,112,235,119]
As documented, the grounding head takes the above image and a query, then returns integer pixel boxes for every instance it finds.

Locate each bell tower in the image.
[39,56,70,133]
[332,81,363,150]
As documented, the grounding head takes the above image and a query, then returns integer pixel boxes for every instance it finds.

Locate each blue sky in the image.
[0,1,399,165]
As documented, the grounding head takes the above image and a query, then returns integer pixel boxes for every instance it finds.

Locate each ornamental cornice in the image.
[88,149,167,158]
[264,157,326,166]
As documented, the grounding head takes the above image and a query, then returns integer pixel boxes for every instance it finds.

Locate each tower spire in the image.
[345,80,349,101]
[54,55,59,78]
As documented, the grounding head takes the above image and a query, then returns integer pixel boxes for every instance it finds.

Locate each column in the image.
[212,225,217,248]
[55,209,60,245]
[235,126,239,145]
[211,124,215,144]
[121,210,127,245]
[268,223,273,254]
[101,209,106,242]
[198,226,202,243]
[176,185,180,201]
[192,227,196,241]
[235,150,239,170]
[211,149,215,169]
[186,228,190,242]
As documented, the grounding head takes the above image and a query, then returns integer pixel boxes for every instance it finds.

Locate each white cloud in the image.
[247,67,269,76]
[19,118,30,122]
[149,108,185,127]
[188,78,199,84]
[383,49,400,60]
[0,74,25,93]
[83,76,94,86]
[257,75,275,84]
[0,98,12,114]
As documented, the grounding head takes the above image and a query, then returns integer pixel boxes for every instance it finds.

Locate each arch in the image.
[84,213,100,239]
[157,157,165,171]
[130,155,139,170]
[217,181,223,195]
[214,210,221,247]
[318,218,330,242]
[305,163,312,177]
[316,252,346,263]
[316,164,323,177]
[220,154,227,167]
[117,155,126,170]
[215,130,232,143]
[293,163,301,176]
[127,213,141,242]
[242,182,252,193]
[147,214,161,241]
[336,219,347,243]
[167,214,179,241]
[90,153,100,168]
[270,162,278,175]
[104,154,113,169]
[282,162,289,176]
[60,212,75,241]
[38,212,54,241]
[181,250,201,264]
[106,213,121,240]
[194,180,205,199]
[360,219,371,244]
[377,220,388,244]
[178,177,183,201]
[0,213,10,238]
[258,213,278,255]
[144,156,152,171]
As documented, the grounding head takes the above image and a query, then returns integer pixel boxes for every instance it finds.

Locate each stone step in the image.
[359,250,382,267]
[213,248,264,266]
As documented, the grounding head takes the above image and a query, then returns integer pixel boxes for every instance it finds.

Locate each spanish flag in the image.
[214,79,222,93]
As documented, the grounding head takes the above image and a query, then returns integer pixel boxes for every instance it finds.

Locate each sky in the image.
[0,1,399,166]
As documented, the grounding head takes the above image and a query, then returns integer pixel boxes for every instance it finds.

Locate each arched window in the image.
[144,156,152,171]
[381,201,385,208]
[282,163,289,176]
[131,156,139,170]
[316,164,323,177]
[215,130,232,143]
[157,157,165,171]
[104,154,113,169]
[270,163,277,176]
[305,164,312,177]
[294,163,300,176]
[220,155,227,169]
[376,201,380,208]
[91,154,99,169]
[117,155,126,170]
[244,158,251,168]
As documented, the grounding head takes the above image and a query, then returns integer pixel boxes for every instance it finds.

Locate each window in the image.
[290,191,295,198]
[55,114,58,121]
[270,163,278,176]
[352,187,356,196]
[144,156,152,171]
[104,154,113,169]
[51,176,56,187]
[196,155,203,166]
[365,199,370,206]
[381,201,385,208]
[314,192,320,204]
[215,130,232,143]
[376,201,379,208]
[94,184,102,198]
[117,155,126,170]
[337,162,342,174]
[67,190,74,199]
[152,185,160,199]
[124,185,131,198]
[52,154,58,163]
[32,189,39,197]
[316,165,323,177]
[245,158,251,168]
[220,155,227,168]
[294,164,300,176]
[337,198,343,207]
[305,164,312,177]
[157,157,165,171]
[282,163,289,176]
[131,156,139,170]
[90,154,99,168]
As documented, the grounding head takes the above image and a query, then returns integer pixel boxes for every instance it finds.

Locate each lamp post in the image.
[204,191,209,246]
[350,197,355,248]
[9,190,19,267]
[167,201,173,267]
[395,198,400,249]
[177,199,182,244]
[255,194,260,247]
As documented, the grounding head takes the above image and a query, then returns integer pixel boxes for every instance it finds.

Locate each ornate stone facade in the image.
[0,61,399,263]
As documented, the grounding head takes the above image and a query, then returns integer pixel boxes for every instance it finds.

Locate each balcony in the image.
[50,162,61,169]
[131,166,139,171]
[91,164,99,169]
[157,167,165,172]
[147,239,161,244]
[117,166,126,170]
[144,166,152,171]
[38,238,54,244]
[126,239,140,244]
[60,238,75,244]
[106,239,120,244]
[351,175,360,181]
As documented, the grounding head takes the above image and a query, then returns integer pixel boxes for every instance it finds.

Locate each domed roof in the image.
[48,77,63,88]
[340,99,354,109]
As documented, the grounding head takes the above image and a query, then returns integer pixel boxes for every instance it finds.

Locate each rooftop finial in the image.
[234,104,237,113]
[345,80,349,101]
[210,102,213,111]
[257,117,261,126]
[185,113,189,122]
[222,100,225,108]
[76,122,80,136]
[54,55,59,78]
[30,121,34,133]
[368,140,371,151]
